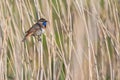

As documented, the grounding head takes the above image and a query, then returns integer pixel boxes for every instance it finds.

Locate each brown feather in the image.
[22,23,42,42]
[22,18,47,42]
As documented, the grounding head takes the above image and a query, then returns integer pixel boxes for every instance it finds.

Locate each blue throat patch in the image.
[42,21,47,27]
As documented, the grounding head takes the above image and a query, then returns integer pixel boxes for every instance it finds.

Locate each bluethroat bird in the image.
[22,18,48,42]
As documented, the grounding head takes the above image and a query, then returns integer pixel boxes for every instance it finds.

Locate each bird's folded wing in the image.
[25,24,41,33]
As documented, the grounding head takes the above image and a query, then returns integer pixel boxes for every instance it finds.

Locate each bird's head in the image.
[38,18,48,28]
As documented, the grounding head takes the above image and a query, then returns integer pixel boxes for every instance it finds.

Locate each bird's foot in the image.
[38,37,41,41]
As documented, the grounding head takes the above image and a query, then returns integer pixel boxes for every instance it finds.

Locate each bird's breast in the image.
[35,28,45,35]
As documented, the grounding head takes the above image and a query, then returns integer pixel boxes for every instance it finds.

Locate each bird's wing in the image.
[25,23,41,33]
[22,23,42,42]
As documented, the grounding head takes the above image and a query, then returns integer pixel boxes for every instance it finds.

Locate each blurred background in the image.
[0,0,120,80]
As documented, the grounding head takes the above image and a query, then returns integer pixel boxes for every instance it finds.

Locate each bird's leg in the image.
[38,35,41,41]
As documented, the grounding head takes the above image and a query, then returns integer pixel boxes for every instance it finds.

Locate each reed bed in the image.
[0,0,120,80]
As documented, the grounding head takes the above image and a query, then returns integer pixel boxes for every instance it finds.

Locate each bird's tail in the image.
[22,34,27,42]
[22,32,31,42]
[22,37,26,42]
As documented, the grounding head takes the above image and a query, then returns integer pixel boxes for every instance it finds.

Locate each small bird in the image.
[22,18,48,42]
